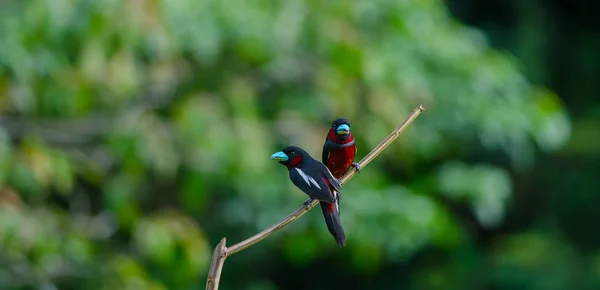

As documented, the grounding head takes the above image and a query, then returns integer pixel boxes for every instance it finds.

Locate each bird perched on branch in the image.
[271,146,346,246]
[322,118,360,179]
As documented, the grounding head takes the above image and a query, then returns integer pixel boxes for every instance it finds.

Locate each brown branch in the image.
[205,105,425,290]
[206,238,227,290]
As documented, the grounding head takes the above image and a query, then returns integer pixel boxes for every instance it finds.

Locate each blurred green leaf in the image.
[0,0,579,288]
[437,162,511,228]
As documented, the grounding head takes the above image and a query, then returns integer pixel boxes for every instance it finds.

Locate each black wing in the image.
[307,159,343,213]
[289,167,336,204]
[310,159,342,200]
[321,164,342,192]
[322,136,332,165]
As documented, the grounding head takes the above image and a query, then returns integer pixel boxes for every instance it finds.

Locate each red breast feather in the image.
[325,130,356,178]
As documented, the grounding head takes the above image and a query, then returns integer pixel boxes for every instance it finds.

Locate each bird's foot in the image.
[303,198,314,206]
[351,162,362,172]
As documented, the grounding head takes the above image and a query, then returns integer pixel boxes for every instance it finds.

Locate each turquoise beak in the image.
[336,124,350,135]
[270,151,289,161]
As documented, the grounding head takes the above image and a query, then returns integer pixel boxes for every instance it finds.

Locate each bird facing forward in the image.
[322,118,360,179]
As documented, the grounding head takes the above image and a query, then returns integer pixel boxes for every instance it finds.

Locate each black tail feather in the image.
[320,202,346,246]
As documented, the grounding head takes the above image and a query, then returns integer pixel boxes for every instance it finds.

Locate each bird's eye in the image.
[290,152,296,156]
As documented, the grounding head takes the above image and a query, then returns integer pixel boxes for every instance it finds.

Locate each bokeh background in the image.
[0,0,597,289]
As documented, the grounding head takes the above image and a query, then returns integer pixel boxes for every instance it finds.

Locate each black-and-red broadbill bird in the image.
[271,146,346,246]
[322,118,361,179]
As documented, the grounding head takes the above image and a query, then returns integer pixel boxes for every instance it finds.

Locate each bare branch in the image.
[205,105,425,290]
[206,238,227,290]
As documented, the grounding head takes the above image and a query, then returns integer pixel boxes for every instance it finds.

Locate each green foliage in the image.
[0,0,575,289]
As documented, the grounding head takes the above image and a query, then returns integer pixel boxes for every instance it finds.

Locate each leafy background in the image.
[0,0,596,289]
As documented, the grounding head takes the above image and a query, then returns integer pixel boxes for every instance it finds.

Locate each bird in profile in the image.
[271,146,346,246]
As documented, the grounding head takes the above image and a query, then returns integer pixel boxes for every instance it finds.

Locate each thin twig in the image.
[205,105,425,290]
